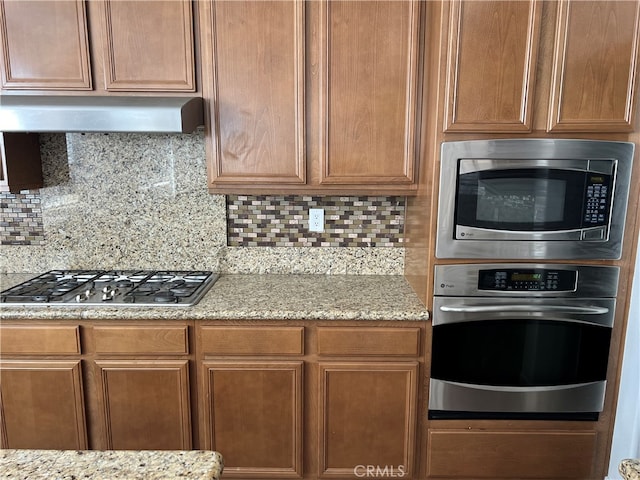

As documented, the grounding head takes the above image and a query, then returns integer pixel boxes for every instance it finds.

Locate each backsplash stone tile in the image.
[0,191,45,245]
[227,195,404,247]
[0,132,405,275]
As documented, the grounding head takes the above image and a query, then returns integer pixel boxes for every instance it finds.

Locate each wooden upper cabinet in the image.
[1,133,43,193]
[0,0,91,90]
[98,0,196,92]
[443,0,542,132]
[548,0,640,132]
[319,1,420,186]
[204,0,423,194]
[206,0,305,186]
[442,0,640,134]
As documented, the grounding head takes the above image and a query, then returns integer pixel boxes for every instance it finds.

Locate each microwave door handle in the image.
[439,304,609,315]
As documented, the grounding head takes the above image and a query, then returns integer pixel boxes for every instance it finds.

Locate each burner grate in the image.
[1,270,218,306]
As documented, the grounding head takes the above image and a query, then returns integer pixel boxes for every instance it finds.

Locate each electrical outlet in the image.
[309,208,324,232]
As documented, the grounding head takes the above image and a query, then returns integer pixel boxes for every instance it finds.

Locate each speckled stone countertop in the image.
[0,274,429,321]
[0,449,223,480]
[620,459,640,480]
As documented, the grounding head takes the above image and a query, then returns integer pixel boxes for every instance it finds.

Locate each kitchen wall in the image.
[0,132,405,275]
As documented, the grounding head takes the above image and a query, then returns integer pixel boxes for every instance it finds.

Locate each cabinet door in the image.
[202,361,303,478]
[95,360,192,450]
[548,0,640,132]
[97,0,195,92]
[0,0,91,90]
[0,133,43,193]
[0,360,87,449]
[205,1,306,186]
[443,0,542,132]
[319,362,418,478]
[318,1,420,187]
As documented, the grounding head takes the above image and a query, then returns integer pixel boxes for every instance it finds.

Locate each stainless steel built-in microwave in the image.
[436,139,635,260]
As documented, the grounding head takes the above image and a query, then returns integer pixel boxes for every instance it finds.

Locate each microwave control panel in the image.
[583,173,612,226]
[478,269,578,292]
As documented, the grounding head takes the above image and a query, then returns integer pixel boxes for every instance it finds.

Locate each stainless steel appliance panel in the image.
[436,138,634,259]
[428,263,619,420]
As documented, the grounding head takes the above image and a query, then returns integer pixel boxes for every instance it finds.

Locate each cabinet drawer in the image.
[427,429,597,478]
[317,327,420,356]
[200,326,304,355]
[0,326,81,355]
[93,326,189,355]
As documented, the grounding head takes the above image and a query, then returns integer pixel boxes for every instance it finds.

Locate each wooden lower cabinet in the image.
[319,362,418,479]
[426,429,598,479]
[201,360,304,478]
[0,360,87,449]
[94,359,192,450]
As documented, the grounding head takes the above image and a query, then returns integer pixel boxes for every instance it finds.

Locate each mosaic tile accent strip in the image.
[0,190,45,245]
[227,196,405,247]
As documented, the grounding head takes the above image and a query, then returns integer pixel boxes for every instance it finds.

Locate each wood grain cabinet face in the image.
[0,0,92,90]
[0,133,43,194]
[204,0,423,194]
[318,362,418,479]
[443,0,541,132]
[98,0,196,92]
[427,429,598,479]
[206,0,306,186]
[548,0,640,132]
[202,361,303,478]
[443,0,640,133]
[319,1,420,186]
[0,360,87,450]
[95,360,192,450]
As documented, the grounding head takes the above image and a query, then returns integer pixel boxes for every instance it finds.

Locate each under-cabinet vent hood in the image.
[0,95,204,133]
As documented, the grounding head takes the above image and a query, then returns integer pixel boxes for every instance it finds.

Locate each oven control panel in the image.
[478,269,578,292]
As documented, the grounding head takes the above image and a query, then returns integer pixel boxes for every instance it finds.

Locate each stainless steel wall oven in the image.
[436,139,634,260]
[429,264,619,421]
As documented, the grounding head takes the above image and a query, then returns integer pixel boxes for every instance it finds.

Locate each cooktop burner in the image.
[1,270,219,306]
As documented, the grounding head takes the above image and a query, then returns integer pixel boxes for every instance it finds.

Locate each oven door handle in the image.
[439,304,610,314]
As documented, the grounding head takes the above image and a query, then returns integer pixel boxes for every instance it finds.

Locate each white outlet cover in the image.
[309,208,324,232]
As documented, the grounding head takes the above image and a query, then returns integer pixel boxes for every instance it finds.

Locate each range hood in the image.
[0,95,204,133]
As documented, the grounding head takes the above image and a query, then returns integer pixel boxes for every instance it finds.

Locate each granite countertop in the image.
[0,449,223,480]
[0,274,430,321]
[620,459,640,480]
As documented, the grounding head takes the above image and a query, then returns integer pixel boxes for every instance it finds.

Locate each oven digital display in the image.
[478,269,577,292]
[511,272,542,282]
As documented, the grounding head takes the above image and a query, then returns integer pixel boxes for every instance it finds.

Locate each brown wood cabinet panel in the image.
[443,0,542,132]
[98,0,195,92]
[95,360,192,450]
[0,0,91,90]
[427,429,597,478]
[200,326,304,356]
[319,1,420,185]
[0,133,43,193]
[206,0,305,186]
[93,326,189,355]
[202,361,303,478]
[0,326,80,355]
[0,360,87,449]
[319,362,418,478]
[548,0,640,132]
[317,327,420,356]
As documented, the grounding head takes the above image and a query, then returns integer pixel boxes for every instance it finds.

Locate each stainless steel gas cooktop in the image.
[0,270,219,306]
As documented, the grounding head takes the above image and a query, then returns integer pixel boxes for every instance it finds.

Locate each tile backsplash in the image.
[0,192,45,245]
[227,195,404,247]
[0,132,405,275]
